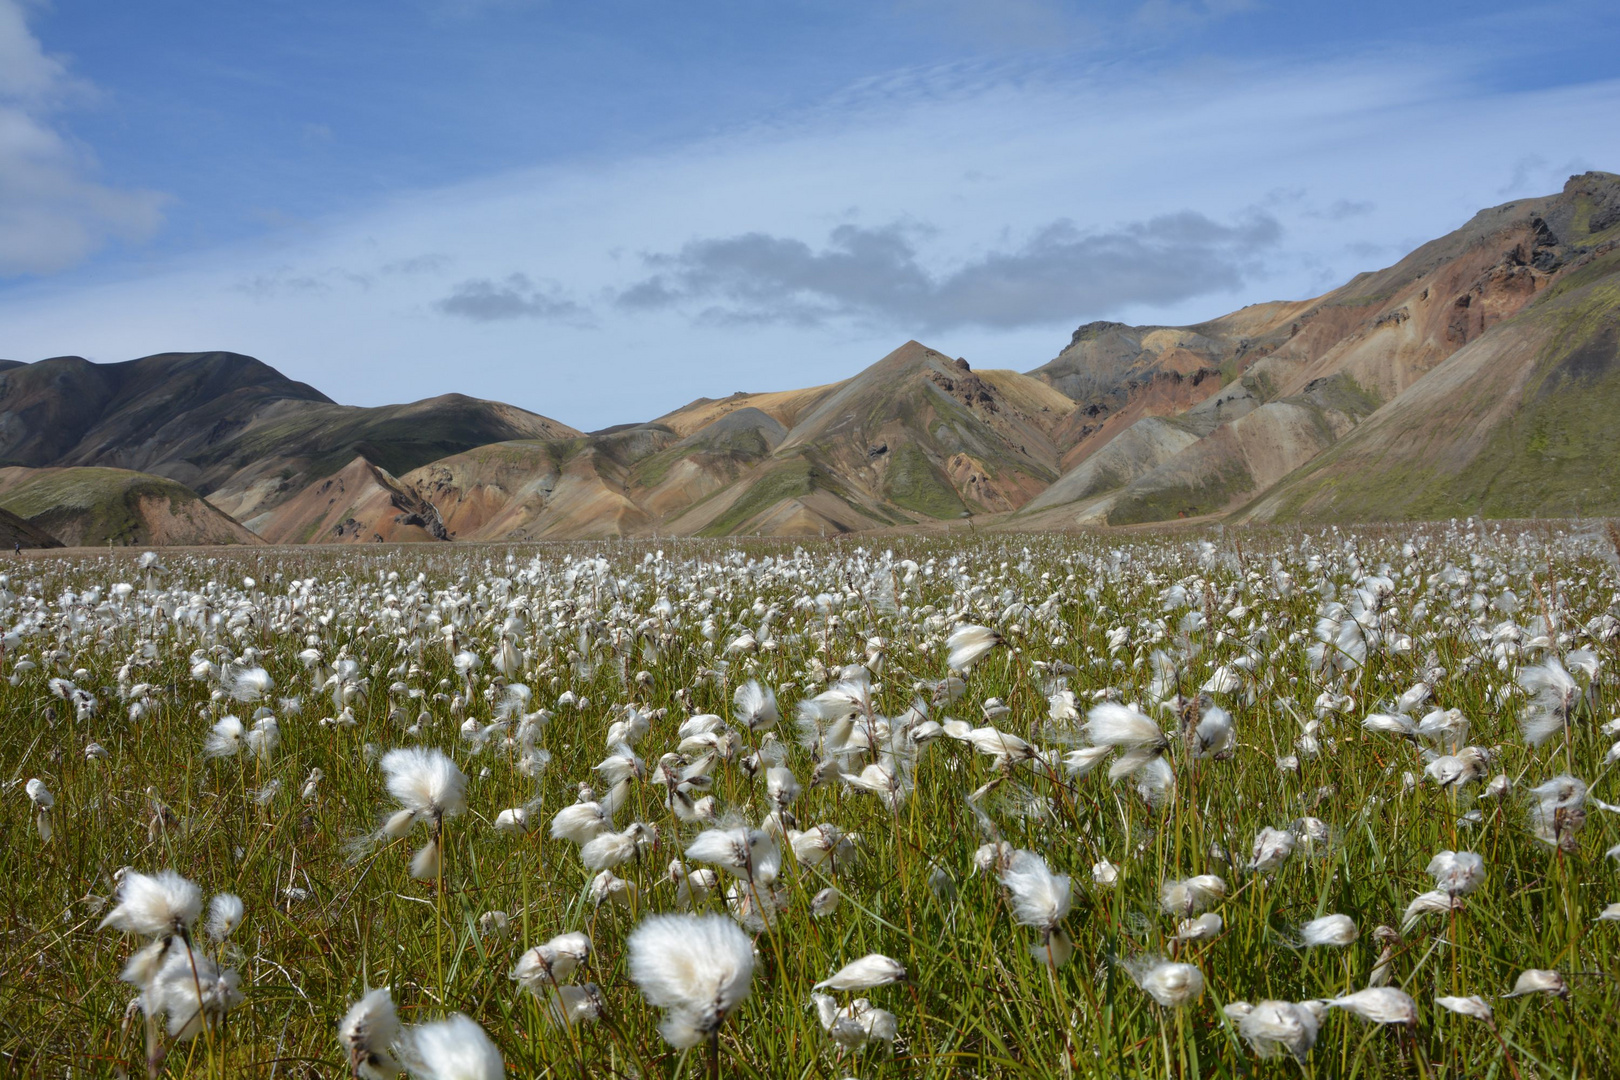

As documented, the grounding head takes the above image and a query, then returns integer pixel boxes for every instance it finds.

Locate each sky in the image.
[1,0,1618,431]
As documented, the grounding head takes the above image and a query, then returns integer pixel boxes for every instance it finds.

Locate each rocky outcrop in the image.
[249,457,450,544]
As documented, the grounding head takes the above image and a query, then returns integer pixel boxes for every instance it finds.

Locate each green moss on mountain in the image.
[883,442,967,520]
[1108,456,1255,526]
[700,460,817,537]
[0,467,252,546]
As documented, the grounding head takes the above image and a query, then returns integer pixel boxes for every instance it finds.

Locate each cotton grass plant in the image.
[0,523,1617,1077]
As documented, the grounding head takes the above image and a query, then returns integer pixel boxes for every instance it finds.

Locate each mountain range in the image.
[3,172,1617,546]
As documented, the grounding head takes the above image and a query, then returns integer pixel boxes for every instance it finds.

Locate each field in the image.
[2,525,1619,1078]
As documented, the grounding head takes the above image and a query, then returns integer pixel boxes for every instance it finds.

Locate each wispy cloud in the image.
[618,210,1280,330]
[0,0,168,276]
[234,264,374,297]
[435,273,587,322]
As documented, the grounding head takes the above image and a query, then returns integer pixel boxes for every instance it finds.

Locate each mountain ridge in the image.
[5,172,1617,542]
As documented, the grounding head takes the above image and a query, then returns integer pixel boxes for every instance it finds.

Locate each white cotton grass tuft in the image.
[227,665,274,702]
[812,953,907,991]
[1248,826,1295,873]
[378,746,468,878]
[1327,987,1418,1025]
[998,849,1072,933]
[1299,914,1358,947]
[204,715,247,759]
[409,838,443,881]
[550,797,614,846]
[206,893,245,942]
[1192,705,1236,757]
[1063,745,1112,777]
[1427,850,1486,895]
[100,869,203,939]
[25,777,52,841]
[1125,958,1204,1007]
[1175,913,1223,942]
[397,1013,504,1080]
[946,624,1002,672]
[1528,774,1587,848]
[144,944,244,1042]
[493,808,531,834]
[1518,656,1578,748]
[1435,995,1493,1021]
[1402,890,1464,932]
[579,822,656,870]
[626,913,755,1049]
[535,983,604,1029]
[670,859,721,910]
[810,887,841,917]
[511,931,592,989]
[246,716,280,761]
[998,848,1074,964]
[733,680,779,731]
[1084,702,1166,750]
[381,746,468,822]
[1160,874,1226,916]
[1503,969,1568,998]
[339,987,402,1079]
[1226,999,1322,1062]
[812,993,898,1050]
[686,825,780,883]
[765,766,800,812]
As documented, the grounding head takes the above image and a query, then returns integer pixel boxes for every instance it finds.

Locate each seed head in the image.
[626,913,755,1049]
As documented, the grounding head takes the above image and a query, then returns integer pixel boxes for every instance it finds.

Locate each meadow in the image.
[2,524,1618,1078]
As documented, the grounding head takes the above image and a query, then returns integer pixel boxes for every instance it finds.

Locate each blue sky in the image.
[2,0,1618,429]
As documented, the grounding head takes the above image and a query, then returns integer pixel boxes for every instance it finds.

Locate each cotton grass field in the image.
[4,525,1620,1079]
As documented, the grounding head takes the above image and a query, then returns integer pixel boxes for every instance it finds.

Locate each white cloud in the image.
[0,0,167,276]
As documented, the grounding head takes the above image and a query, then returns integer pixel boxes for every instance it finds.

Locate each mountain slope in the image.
[0,506,63,549]
[0,352,329,469]
[0,352,580,525]
[1019,171,1620,526]
[0,467,261,546]
[1245,244,1620,521]
[368,342,1080,541]
[249,456,449,543]
[406,426,679,540]
[196,393,579,522]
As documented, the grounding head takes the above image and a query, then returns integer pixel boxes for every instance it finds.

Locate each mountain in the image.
[0,505,64,549]
[0,351,330,470]
[1018,171,1620,526]
[1246,204,1620,521]
[2,173,1615,540]
[0,352,580,526]
[248,456,448,544]
[386,342,1078,541]
[0,467,260,546]
[646,342,1072,536]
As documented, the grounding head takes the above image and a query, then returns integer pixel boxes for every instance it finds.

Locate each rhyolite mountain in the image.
[3,172,1617,545]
